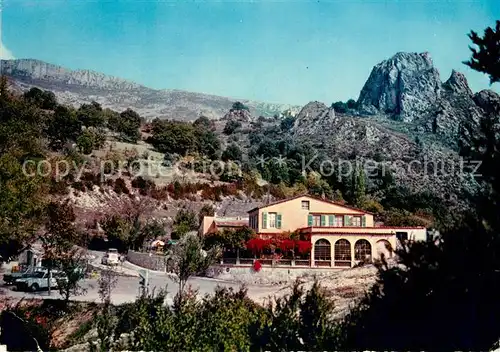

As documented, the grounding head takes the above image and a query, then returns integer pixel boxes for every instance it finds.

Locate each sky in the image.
[1,0,499,105]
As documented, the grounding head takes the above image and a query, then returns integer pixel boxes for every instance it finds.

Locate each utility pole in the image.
[138,269,149,296]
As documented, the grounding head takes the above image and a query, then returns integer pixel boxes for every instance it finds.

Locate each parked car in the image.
[101,248,120,266]
[3,266,45,285]
[15,270,66,292]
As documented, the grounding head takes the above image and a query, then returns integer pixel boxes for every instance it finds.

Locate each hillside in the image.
[1,59,299,121]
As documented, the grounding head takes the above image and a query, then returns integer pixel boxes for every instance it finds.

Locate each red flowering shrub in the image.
[253,260,262,272]
[246,239,272,255]
[296,240,312,255]
[279,239,295,252]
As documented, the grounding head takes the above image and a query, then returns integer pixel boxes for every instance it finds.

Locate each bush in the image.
[114,178,130,195]
[223,120,242,135]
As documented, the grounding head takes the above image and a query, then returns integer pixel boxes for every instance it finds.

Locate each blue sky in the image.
[1,0,499,105]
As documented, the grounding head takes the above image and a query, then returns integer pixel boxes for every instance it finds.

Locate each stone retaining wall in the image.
[126,250,167,271]
[206,265,342,285]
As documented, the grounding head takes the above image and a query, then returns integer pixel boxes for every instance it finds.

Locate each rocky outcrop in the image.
[1,59,298,121]
[357,52,441,122]
[473,89,500,114]
[292,101,336,136]
[357,52,498,141]
[221,108,253,122]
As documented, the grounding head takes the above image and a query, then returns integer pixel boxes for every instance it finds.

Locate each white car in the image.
[15,270,65,292]
[101,249,120,266]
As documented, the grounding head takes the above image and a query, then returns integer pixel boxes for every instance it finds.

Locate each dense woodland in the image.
[0,21,499,351]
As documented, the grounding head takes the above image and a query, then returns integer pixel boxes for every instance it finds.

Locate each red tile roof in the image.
[247,193,373,215]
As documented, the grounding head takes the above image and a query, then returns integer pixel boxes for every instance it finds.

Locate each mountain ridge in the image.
[1,58,300,121]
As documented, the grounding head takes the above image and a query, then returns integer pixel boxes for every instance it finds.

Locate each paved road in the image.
[1,251,280,305]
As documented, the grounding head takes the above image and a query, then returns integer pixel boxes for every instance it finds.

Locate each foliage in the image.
[223,120,242,135]
[117,108,142,142]
[46,105,82,150]
[280,116,296,131]
[222,143,243,162]
[172,207,198,239]
[464,20,500,84]
[198,203,215,225]
[40,200,80,296]
[23,87,57,110]
[76,128,105,155]
[148,119,198,156]
[168,233,220,297]
[77,101,105,128]
[232,101,250,111]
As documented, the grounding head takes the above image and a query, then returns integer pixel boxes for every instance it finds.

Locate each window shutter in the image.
[344,215,350,226]
[320,215,326,227]
[276,214,282,229]
[262,212,267,229]
[328,215,334,226]
[307,214,313,226]
[361,215,366,227]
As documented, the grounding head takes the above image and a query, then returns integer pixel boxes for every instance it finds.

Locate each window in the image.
[334,216,343,227]
[268,213,277,228]
[312,215,321,227]
[301,200,310,210]
[351,216,362,227]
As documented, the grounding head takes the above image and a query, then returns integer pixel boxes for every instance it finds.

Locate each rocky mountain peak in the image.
[292,101,335,136]
[443,70,473,96]
[357,52,441,122]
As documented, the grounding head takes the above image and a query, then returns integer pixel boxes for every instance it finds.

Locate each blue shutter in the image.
[262,212,267,229]
[276,214,282,229]
[320,215,326,227]
[328,215,334,226]
[344,215,350,227]
[307,214,313,226]
[361,215,366,227]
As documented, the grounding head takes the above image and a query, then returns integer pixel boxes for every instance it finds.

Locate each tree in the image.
[77,101,105,128]
[223,120,242,135]
[193,116,215,131]
[23,87,57,110]
[148,119,197,155]
[346,99,358,110]
[118,108,142,142]
[231,101,249,111]
[46,105,82,150]
[0,153,48,263]
[198,203,215,225]
[332,101,347,113]
[280,116,296,131]
[57,248,88,303]
[221,143,242,162]
[169,233,220,299]
[350,166,366,207]
[464,20,500,84]
[93,268,118,352]
[172,208,198,239]
[40,200,78,296]
[76,128,105,155]
[196,128,221,160]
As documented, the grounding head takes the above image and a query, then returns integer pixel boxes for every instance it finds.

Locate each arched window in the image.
[354,239,372,262]
[376,240,393,260]
[334,239,351,267]
[314,239,331,266]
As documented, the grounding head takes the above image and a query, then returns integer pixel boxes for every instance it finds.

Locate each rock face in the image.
[1,59,297,121]
[292,101,336,136]
[221,108,253,122]
[357,52,499,141]
[357,52,441,122]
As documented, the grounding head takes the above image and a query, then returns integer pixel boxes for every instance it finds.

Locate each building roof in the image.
[247,194,373,215]
[214,220,249,227]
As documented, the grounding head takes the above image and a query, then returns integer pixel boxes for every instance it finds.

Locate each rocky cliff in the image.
[1,59,297,121]
[357,52,499,141]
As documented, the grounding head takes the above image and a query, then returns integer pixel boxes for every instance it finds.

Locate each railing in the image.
[295,260,310,267]
[239,258,254,265]
[314,260,332,267]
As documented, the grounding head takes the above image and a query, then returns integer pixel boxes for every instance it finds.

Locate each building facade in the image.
[248,195,427,268]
